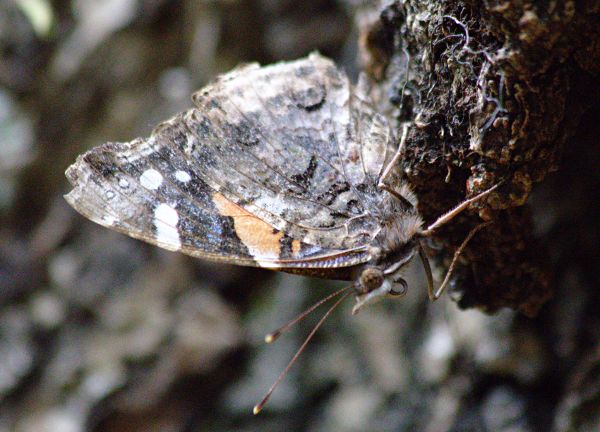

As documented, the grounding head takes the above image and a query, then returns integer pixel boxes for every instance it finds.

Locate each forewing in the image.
[64,137,371,269]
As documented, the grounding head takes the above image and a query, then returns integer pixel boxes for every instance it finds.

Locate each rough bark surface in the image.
[359,0,600,315]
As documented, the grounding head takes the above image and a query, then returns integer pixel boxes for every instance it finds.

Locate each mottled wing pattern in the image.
[186,53,396,250]
[65,138,370,269]
[64,53,395,270]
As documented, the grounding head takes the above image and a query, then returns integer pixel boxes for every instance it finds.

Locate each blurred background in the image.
[1,1,599,431]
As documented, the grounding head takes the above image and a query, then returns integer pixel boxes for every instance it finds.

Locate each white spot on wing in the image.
[118,178,129,188]
[175,170,191,183]
[154,203,180,249]
[140,169,163,190]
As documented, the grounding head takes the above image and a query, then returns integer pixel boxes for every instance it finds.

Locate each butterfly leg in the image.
[377,123,415,207]
[417,241,435,300]
[420,221,492,300]
[418,182,499,300]
[419,183,499,236]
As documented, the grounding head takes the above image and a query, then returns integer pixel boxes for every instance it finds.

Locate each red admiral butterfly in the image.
[65,53,498,413]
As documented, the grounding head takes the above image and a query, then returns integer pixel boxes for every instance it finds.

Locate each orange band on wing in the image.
[212,192,283,259]
[291,239,302,255]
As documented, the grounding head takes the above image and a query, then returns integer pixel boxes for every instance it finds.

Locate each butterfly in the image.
[64,52,497,413]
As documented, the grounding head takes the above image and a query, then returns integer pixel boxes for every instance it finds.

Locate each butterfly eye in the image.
[359,267,385,293]
[389,278,408,296]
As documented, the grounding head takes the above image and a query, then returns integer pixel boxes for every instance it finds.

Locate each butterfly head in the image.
[352,266,410,314]
[349,204,424,314]
[351,242,417,314]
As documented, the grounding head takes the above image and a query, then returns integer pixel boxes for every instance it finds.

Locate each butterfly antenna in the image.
[265,285,352,344]
[253,290,352,415]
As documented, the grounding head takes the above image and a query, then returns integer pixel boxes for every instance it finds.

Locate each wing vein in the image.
[203,94,355,219]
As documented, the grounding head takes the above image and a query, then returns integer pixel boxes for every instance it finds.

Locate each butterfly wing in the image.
[186,52,396,250]
[65,138,371,270]
[64,53,394,271]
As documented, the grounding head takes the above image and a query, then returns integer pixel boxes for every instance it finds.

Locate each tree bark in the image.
[358,0,600,315]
